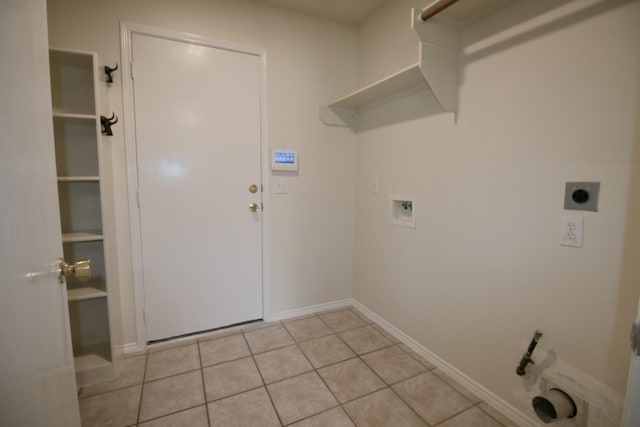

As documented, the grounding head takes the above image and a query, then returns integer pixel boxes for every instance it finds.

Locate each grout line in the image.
[137,404,208,426]
[135,353,149,425]
[241,330,284,426]
[387,383,434,425]
[196,340,211,427]
[142,366,203,385]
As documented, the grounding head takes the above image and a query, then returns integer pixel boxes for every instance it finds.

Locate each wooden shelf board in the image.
[62,231,103,243]
[329,64,426,111]
[73,343,112,372]
[68,287,107,302]
[57,176,100,182]
[52,112,97,120]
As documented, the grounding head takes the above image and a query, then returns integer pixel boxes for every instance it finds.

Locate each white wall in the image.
[47,0,357,346]
[354,0,640,419]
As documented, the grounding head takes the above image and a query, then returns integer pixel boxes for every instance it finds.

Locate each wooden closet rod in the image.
[420,0,459,21]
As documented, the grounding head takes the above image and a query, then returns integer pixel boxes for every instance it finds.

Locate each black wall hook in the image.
[104,63,118,83]
[101,113,118,136]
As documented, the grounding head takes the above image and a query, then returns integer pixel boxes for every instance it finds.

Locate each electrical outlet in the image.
[561,215,583,248]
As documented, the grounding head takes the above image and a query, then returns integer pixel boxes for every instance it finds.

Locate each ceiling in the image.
[253,0,515,25]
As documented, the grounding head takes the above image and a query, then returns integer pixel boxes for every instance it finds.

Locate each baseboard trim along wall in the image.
[350,299,540,427]
[268,298,353,322]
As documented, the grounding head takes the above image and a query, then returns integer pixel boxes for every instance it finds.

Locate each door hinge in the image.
[136,190,140,207]
[130,61,134,80]
[143,308,147,327]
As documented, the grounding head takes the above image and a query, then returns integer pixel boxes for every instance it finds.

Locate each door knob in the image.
[57,258,91,283]
[249,202,259,212]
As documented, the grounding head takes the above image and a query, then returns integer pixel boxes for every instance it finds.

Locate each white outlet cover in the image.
[561,215,583,248]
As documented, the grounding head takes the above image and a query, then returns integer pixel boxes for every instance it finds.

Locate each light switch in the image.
[371,177,379,194]
[274,178,288,194]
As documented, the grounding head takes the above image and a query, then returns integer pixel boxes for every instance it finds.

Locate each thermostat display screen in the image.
[274,151,295,164]
[272,149,298,171]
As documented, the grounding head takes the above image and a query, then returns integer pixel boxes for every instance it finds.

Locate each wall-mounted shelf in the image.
[319,8,460,129]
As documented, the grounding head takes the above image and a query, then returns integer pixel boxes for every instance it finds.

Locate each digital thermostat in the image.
[271,149,298,171]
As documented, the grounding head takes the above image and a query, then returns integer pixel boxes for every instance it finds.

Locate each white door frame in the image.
[120,22,270,349]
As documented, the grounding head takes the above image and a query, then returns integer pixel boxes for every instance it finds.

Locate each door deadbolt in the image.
[249,184,258,194]
[57,258,91,283]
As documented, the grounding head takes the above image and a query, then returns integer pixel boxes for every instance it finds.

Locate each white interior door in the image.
[131,33,263,341]
[0,0,80,425]
[623,341,640,426]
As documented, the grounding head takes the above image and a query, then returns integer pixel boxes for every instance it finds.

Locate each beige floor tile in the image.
[317,309,368,332]
[254,344,313,384]
[79,355,146,397]
[349,308,372,323]
[202,356,263,401]
[398,343,436,369]
[290,407,355,427]
[139,371,205,422]
[283,316,333,342]
[439,407,504,427]
[281,313,317,323]
[317,358,385,403]
[267,371,338,425]
[196,325,244,342]
[478,402,521,427]
[338,325,392,355]
[207,387,280,427]
[433,368,482,404]
[138,405,208,427]
[392,372,472,425]
[299,335,356,368]
[242,320,282,332]
[147,336,198,353]
[244,324,294,354]
[199,333,250,367]
[79,384,141,427]
[343,388,427,427]
[145,343,200,381]
[370,323,400,344]
[361,345,426,385]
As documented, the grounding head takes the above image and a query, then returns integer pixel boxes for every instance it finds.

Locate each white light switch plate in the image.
[274,178,288,194]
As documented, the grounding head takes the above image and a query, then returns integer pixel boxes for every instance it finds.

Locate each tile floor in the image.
[78,307,520,427]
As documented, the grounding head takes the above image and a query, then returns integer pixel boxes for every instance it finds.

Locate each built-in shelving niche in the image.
[50,48,118,385]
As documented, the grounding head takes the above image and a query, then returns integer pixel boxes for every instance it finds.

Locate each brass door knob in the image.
[249,202,259,212]
[249,184,258,194]
[57,258,91,283]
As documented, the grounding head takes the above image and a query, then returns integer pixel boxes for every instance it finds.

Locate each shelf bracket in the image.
[318,106,355,128]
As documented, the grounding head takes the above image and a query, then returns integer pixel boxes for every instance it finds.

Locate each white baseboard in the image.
[351,300,539,427]
[268,298,353,322]
[122,342,147,356]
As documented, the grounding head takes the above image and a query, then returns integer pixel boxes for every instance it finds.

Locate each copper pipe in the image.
[420,0,460,21]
